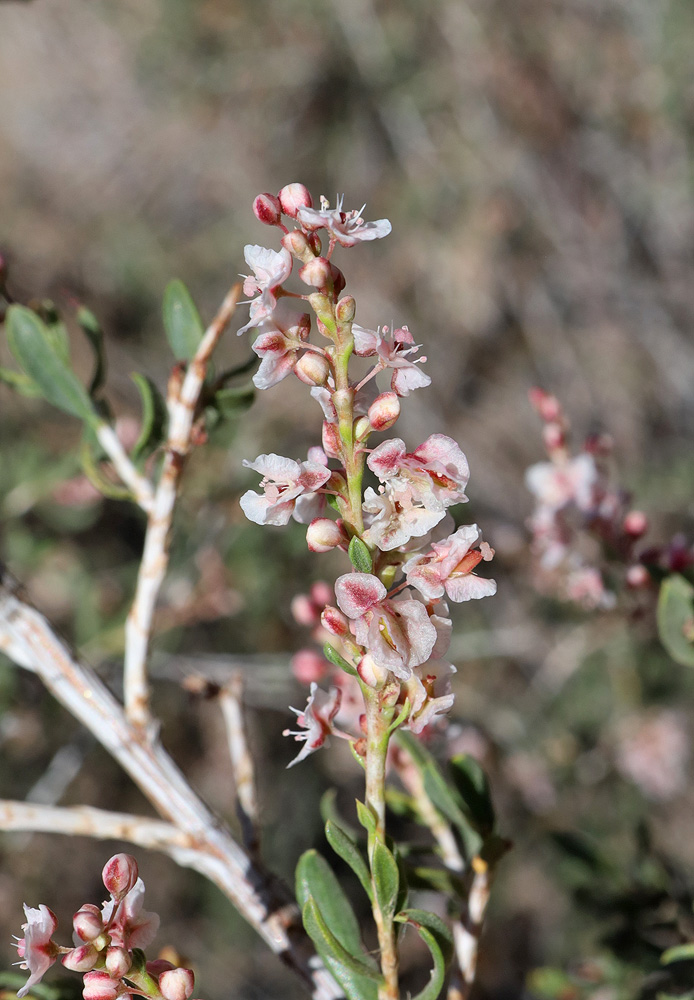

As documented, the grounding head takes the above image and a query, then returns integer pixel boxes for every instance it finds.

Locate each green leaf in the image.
[324,642,358,677]
[356,799,377,837]
[372,840,399,920]
[212,383,255,419]
[77,306,107,396]
[6,305,97,423]
[0,366,42,397]
[662,943,694,965]
[397,731,481,859]
[320,789,360,839]
[395,909,453,1000]
[658,575,694,667]
[162,279,204,361]
[449,754,495,836]
[325,818,373,900]
[405,865,464,897]
[130,373,168,461]
[302,896,381,998]
[348,536,373,574]
[296,850,365,958]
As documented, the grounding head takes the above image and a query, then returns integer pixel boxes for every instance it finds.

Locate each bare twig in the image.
[452,859,490,1000]
[95,421,155,514]
[0,569,341,1000]
[218,673,260,853]
[123,284,242,731]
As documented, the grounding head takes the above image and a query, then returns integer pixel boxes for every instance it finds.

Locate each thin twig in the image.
[123,284,242,731]
[453,859,490,1000]
[218,673,260,854]
[95,422,155,514]
[0,569,342,1000]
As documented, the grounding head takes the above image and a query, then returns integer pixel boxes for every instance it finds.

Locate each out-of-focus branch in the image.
[0,569,342,1000]
[123,283,242,731]
[218,673,260,854]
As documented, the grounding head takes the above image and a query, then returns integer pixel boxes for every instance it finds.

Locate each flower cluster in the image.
[13,854,197,1000]
[237,184,496,764]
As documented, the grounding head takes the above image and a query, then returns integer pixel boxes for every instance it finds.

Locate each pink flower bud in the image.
[357,653,388,689]
[291,649,329,684]
[626,564,650,589]
[310,581,333,607]
[102,854,139,900]
[105,948,132,979]
[281,230,313,260]
[368,392,400,431]
[542,423,565,452]
[354,416,371,441]
[307,518,344,553]
[322,421,342,459]
[623,510,648,537]
[330,264,346,295]
[62,945,99,973]
[529,387,562,423]
[159,968,195,1000]
[146,960,175,979]
[278,183,313,218]
[299,257,332,288]
[253,193,282,226]
[336,296,356,323]
[320,605,350,637]
[291,594,319,627]
[295,352,330,386]
[83,971,122,1000]
[73,905,104,942]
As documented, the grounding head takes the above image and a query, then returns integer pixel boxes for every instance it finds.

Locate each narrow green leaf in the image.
[0,366,42,397]
[296,850,365,958]
[130,373,167,461]
[405,865,464,897]
[356,799,377,837]
[449,754,495,835]
[325,819,373,900]
[6,305,97,423]
[395,909,453,1000]
[212,383,255,418]
[302,897,382,994]
[324,642,358,677]
[40,301,71,366]
[372,841,399,920]
[348,536,373,574]
[320,789,360,840]
[214,355,258,385]
[77,306,107,396]
[662,943,694,965]
[658,575,694,667]
[162,279,204,361]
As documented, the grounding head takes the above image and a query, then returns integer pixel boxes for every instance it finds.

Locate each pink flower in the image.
[82,971,123,1000]
[240,454,331,526]
[367,435,469,511]
[525,453,597,513]
[334,573,438,679]
[237,244,292,335]
[14,904,59,998]
[362,484,445,551]
[294,447,330,523]
[403,525,497,603]
[296,195,392,247]
[103,877,160,952]
[352,324,430,396]
[402,660,457,735]
[283,683,342,767]
[251,319,309,389]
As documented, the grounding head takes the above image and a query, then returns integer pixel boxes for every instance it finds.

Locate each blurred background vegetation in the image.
[1,1,694,998]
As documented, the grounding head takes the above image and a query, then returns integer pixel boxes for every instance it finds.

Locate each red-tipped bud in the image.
[529,387,562,423]
[102,854,139,900]
[105,948,132,980]
[320,605,350,638]
[146,960,176,979]
[335,295,356,324]
[62,945,99,973]
[299,257,332,288]
[322,421,342,459]
[623,510,648,538]
[357,654,388,689]
[368,392,400,431]
[83,971,122,1000]
[73,905,104,942]
[291,594,319,627]
[281,230,313,261]
[253,193,282,226]
[307,518,345,553]
[307,232,322,255]
[330,264,346,295]
[291,649,329,684]
[278,183,313,218]
[159,969,195,1000]
[542,423,565,452]
[310,581,333,607]
[626,564,650,589]
[295,352,330,386]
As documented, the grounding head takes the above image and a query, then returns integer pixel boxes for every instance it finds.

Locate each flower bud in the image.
[322,421,342,459]
[320,605,350,637]
[354,416,371,441]
[623,510,648,538]
[62,945,99,973]
[278,183,313,218]
[73,905,104,942]
[83,971,122,1000]
[102,854,139,900]
[357,654,388,689]
[368,392,400,431]
[529,387,562,423]
[330,263,346,295]
[311,580,333,607]
[299,257,332,288]
[291,594,318,627]
[105,947,132,980]
[146,960,176,979]
[307,518,345,553]
[291,649,329,684]
[281,230,313,261]
[294,352,330,386]
[626,564,650,589]
[159,968,195,1000]
[335,295,356,324]
[253,193,282,226]
[307,293,336,335]
[542,423,564,452]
